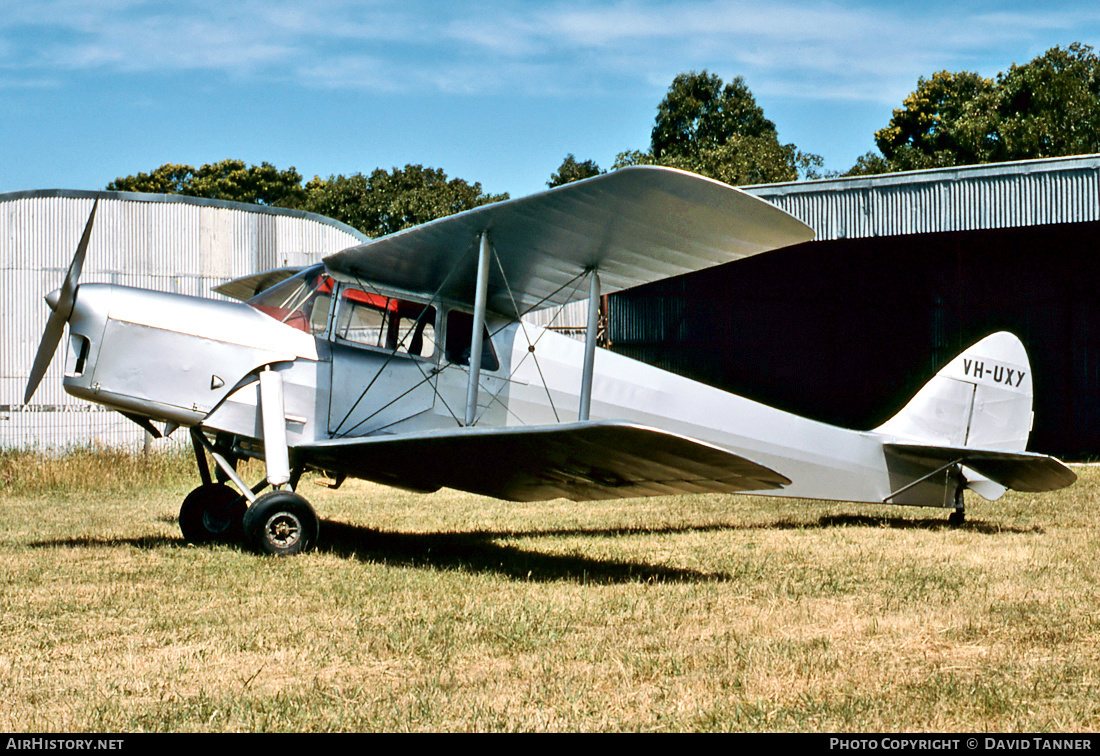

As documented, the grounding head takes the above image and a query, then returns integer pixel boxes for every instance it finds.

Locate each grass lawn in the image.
[2,448,1099,731]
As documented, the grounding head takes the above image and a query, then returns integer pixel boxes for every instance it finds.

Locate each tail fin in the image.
[875,333,1074,504]
[874,332,1033,452]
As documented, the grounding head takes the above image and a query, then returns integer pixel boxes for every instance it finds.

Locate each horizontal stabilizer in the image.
[299,421,791,502]
[885,443,1076,493]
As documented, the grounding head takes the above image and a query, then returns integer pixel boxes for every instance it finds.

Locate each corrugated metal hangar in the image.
[1,190,366,448]
[609,154,1100,459]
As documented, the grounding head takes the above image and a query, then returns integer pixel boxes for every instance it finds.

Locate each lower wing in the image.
[297,421,791,502]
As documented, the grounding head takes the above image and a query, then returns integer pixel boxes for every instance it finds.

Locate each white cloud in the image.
[1,0,1098,105]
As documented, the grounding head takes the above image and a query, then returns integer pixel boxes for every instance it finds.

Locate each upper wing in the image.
[297,420,791,502]
[213,267,303,301]
[323,166,814,317]
[885,443,1076,493]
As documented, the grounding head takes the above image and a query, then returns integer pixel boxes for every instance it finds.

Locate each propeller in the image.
[24,199,99,404]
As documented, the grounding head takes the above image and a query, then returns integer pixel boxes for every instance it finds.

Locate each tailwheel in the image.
[179,483,247,544]
[948,485,966,526]
[242,490,319,556]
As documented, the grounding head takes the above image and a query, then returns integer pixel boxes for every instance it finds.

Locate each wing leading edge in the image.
[297,421,791,502]
[323,166,814,317]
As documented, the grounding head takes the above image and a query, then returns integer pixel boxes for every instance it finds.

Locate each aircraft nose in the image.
[44,288,62,312]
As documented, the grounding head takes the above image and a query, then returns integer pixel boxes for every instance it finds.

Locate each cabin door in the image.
[327,285,439,436]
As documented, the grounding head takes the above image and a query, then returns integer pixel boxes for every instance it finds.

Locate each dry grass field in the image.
[2,447,1099,732]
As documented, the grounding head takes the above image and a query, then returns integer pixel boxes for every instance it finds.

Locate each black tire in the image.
[949,486,966,526]
[179,483,247,544]
[242,490,319,556]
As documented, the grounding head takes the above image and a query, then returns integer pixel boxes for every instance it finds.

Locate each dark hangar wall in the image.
[607,220,1100,459]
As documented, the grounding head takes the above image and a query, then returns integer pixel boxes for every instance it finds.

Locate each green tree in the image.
[873,71,999,171]
[108,160,505,238]
[617,70,824,184]
[301,165,508,238]
[108,160,306,206]
[997,42,1100,159]
[652,71,778,162]
[106,163,197,195]
[547,154,604,187]
[853,43,1100,175]
[616,138,818,185]
[843,152,891,177]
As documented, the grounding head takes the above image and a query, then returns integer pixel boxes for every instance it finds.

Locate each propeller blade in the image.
[23,309,67,403]
[22,198,99,404]
[55,198,98,322]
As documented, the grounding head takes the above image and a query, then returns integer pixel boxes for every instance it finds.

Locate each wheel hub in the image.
[265,513,302,548]
[201,510,233,534]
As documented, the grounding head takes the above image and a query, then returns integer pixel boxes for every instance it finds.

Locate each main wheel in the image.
[242,491,319,556]
[179,483,247,544]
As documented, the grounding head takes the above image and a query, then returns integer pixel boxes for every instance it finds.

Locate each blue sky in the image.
[2,0,1100,200]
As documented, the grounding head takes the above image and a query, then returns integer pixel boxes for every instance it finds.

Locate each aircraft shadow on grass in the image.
[314,516,1042,583]
[27,514,1042,584]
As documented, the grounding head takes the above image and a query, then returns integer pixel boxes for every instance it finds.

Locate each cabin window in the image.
[334,287,436,359]
[246,268,333,336]
[445,310,499,371]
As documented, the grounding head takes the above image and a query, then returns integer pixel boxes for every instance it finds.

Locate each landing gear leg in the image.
[237,366,319,556]
[948,485,966,526]
[181,366,322,557]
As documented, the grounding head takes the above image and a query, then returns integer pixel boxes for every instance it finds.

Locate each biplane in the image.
[23,167,1076,555]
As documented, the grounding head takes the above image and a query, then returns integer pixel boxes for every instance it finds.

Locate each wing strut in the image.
[465,231,492,425]
[882,458,961,503]
[578,270,600,421]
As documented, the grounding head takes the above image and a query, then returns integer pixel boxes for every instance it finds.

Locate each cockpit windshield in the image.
[246,266,333,335]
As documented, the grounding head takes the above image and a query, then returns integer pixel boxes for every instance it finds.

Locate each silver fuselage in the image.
[60,281,950,508]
